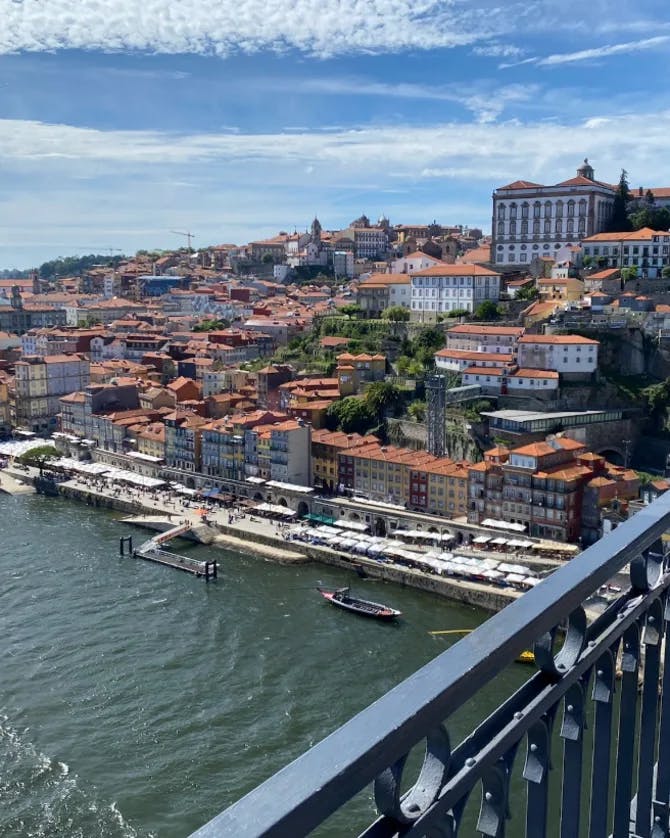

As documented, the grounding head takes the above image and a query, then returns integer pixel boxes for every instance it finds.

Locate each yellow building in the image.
[137,422,166,460]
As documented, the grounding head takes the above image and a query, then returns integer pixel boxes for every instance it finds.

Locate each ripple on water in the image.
[0,494,510,838]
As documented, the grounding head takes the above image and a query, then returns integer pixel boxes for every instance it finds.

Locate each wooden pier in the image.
[119,531,218,581]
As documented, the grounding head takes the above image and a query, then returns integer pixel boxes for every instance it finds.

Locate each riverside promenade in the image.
[2,464,571,613]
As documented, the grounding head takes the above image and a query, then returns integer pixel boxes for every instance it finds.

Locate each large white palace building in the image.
[491,160,616,268]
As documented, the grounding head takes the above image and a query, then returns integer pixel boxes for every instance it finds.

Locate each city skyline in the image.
[1,0,670,267]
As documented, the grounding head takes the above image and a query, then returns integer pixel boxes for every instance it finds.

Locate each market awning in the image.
[306,513,337,525]
[202,488,220,498]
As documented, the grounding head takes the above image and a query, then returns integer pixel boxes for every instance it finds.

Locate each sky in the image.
[1,1,670,268]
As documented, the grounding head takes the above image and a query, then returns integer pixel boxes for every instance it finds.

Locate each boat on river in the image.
[317,587,402,621]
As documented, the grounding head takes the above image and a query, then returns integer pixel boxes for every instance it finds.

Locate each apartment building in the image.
[582,227,670,278]
[164,411,208,472]
[517,335,599,376]
[467,437,637,543]
[410,265,501,317]
[444,324,524,353]
[15,354,90,433]
[337,441,469,515]
[200,410,284,481]
[310,429,378,492]
[356,274,411,316]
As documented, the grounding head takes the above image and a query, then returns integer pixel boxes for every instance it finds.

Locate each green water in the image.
[0,493,526,837]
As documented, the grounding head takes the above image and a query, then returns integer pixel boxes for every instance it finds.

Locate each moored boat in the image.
[317,587,401,621]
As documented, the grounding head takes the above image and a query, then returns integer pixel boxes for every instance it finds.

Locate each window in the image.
[510,203,517,219]
[498,204,506,219]
[556,201,563,218]
[544,201,552,217]
[510,221,516,235]
[544,219,551,234]
[497,221,504,235]
[533,201,541,218]
[567,200,575,217]
[521,202,529,218]
[521,220,528,235]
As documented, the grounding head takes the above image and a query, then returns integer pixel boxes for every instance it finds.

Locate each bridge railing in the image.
[189,493,670,837]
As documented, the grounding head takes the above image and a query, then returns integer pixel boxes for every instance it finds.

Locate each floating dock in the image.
[119,528,217,581]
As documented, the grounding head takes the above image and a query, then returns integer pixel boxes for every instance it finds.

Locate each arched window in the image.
[498,204,506,219]
[521,202,529,219]
[567,200,575,218]
[544,219,551,234]
[578,217,586,234]
[521,220,528,235]
[533,220,540,235]
[544,201,552,217]
[533,201,541,218]
[556,200,563,218]
[510,203,517,220]
[578,199,587,216]
[555,219,562,235]
[497,221,504,236]
[567,218,574,234]
[509,220,517,235]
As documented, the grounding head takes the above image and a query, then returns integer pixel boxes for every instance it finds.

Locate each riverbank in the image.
[51,473,525,612]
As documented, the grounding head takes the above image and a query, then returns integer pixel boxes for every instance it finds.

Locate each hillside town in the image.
[3,159,670,553]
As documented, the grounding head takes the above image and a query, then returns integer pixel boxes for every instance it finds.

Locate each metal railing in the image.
[193,493,670,837]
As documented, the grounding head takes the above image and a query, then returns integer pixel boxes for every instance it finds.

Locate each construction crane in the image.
[171,230,196,250]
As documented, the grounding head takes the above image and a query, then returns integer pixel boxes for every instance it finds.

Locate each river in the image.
[0,493,528,837]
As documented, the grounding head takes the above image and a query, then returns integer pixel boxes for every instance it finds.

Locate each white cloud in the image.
[472,43,526,58]
[502,34,670,68]
[0,0,508,57]
[5,108,670,266]
[3,110,670,180]
[279,77,538,123]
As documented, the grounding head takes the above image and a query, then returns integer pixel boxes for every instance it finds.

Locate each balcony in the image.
[189,494,670,837]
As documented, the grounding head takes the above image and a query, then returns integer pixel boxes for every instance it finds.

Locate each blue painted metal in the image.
[188,494,670,838]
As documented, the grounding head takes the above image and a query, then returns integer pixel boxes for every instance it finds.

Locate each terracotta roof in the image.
[497,180,545,190]
[511,368,559,379]
[411,264,501,277]
[463,366,504,376]
[448,324,524,336]
[518,334,598,345]
[436,349,514,362]
[583,227,668,243]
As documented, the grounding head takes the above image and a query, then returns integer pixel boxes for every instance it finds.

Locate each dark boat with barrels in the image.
[317,587,402,621]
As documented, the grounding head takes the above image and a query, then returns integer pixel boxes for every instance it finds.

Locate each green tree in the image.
[339,304,363,317]
[662,267,670,280]
[326,397,375,434]
[382,305,410,323]
[473,299,500,321]
[621,266,638,283]
[447,308,469,318]
[395,355,411,375]
[608,169,632,232]
[629,205,670,232]
[514,283,539,301]
[17,444,60,475]
[364,382,403,421]
[261,253,274,264]
[407,400,426,422]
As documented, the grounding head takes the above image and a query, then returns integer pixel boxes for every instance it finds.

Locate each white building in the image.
[462,366,559,392]
[444,324,524,353]
[410,265,501,316]
[582,227,670,278]
[517,335,599,373]
[391,250,445,274]
[492,159,616,268]
[435,348,513,373]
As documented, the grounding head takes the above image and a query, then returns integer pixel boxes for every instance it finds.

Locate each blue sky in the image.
[1,0,670,268]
